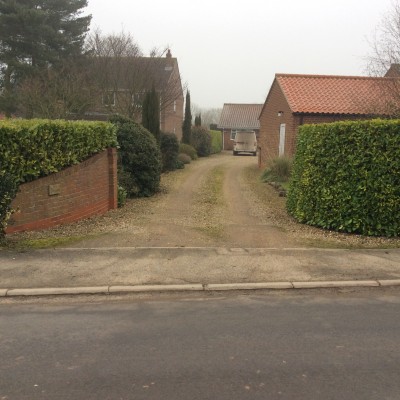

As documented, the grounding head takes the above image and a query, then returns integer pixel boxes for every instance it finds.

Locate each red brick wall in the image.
[6,148,118,234]
[258,80,295,168]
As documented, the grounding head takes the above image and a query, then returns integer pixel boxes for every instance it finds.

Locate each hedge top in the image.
[0,119,117,183]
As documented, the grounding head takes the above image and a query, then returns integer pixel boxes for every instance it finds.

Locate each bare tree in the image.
[16,56,96,119]
[367,1,400,76]
[191,103,222,128]
[366,1,400,116]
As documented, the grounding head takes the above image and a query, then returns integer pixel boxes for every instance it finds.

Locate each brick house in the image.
[258,73,397,168]
[87,50,184,139]
[218,103,263,150]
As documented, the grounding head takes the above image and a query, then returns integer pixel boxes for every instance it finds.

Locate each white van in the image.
[233,130,257,156]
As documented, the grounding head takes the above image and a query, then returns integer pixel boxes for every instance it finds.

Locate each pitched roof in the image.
[218,103,263,129]
[275,73,397,115]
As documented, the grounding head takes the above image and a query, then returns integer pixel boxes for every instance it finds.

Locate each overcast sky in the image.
[87,0,393,109]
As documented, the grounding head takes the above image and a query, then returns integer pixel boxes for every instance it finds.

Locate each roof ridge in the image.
[275,73,393,80]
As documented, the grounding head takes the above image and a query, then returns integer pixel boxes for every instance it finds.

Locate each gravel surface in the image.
[2,151,400,249]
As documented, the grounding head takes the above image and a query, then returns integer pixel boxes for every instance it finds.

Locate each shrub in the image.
[261,156,292,183]
[117,185,127,208]
[191,126,212,157]
[176,159,185,169]
[210,130,223,154]
[179,143,198,160]
[0,173,19,236]
[178,153,191,164]
[287,119,400,237]
[110,115,162,197]
[160,132,180,172]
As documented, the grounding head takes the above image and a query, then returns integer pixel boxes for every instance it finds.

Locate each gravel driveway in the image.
[5,151,400,249]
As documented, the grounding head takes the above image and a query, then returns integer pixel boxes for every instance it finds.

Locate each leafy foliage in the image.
[261,157,292,183]
[210,130,223,154]
[179,143,198,160]
[0,173,18,236]
[0,119,117,183]
[287,120,400,236]
[160,132,180,172]
[110,115,161,197]
[191,126,212,157]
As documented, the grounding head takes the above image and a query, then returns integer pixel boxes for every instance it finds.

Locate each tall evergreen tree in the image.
[142,85,160,143]
[182,90,192,144]
[194,113,201,126]
[0,0,91,115]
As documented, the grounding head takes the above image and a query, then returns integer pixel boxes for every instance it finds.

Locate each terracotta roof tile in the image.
[218,103,263,129]
[276,74,397,115]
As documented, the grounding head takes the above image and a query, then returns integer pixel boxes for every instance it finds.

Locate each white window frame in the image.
[230,130,237,140]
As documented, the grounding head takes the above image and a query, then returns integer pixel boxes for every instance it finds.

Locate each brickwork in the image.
[6,148,117,234]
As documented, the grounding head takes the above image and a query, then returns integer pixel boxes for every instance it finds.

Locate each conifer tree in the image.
[142,85,161,143]
[182,90,192,144]
[0,0,91,115]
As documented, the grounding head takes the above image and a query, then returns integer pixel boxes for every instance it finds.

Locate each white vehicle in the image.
[233,130,257,156]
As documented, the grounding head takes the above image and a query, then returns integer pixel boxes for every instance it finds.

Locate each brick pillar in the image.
[108,147,118,210]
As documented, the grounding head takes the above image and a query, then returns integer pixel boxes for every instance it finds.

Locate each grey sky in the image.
[87,0,392,108]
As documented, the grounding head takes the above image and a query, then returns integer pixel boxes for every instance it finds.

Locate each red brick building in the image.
[218,103,263,150]
[87,50,184,139]
[258,73,397,168]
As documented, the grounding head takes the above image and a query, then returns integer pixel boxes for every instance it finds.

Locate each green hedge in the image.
[287,119,400,237]
[210,130,222,154]
[0,119,117,183]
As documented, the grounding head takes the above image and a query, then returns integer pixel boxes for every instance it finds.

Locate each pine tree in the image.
[182,90,192,144]
[142,86,161,143]
[0,0,91,115]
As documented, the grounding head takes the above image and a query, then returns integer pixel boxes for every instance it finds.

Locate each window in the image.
[133,92,145,108]
[230,130,237,140]
[102,91,115,107]
[173,100,176,112]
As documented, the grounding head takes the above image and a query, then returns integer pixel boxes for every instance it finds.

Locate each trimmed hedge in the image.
[287,119,400,237]
[210,130,223,154]
[0,119,117,183]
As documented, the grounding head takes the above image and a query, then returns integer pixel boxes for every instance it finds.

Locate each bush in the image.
[0,173,19,236]
[110,115,162,197]
[191,126,212,157]
[287,119,400,236]
[0,119,117,183]
[117,185,127,208]
[210,130,223,154]
[176,159,185,169]
[261,156,292,183]
[179,143,198,160]
[178,153,191,164]
[160,132,180,172]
